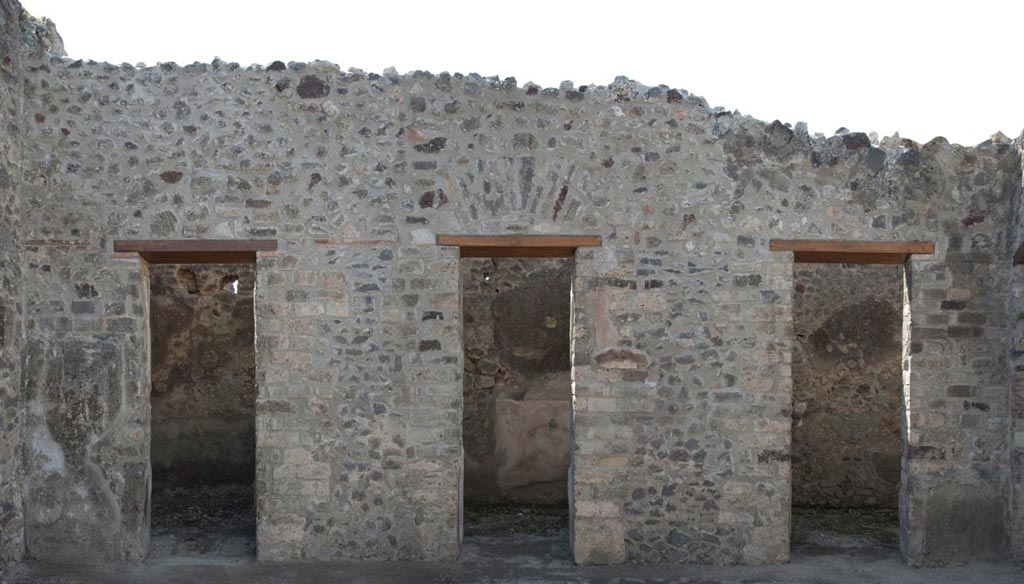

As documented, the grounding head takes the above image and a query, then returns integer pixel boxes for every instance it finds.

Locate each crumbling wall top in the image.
[12,0,1020,151]
[15,2,63,58]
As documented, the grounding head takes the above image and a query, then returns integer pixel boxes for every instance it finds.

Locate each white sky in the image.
[23,0,1023,146]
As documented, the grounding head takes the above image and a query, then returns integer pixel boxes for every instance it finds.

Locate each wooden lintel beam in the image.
[114,239,277,253]
[437,235,601,248]
[770,240,934,255]
[437,235,601,258]
[458,246,577,258]
[791,251,910,265]
[137,251,258,264]
[113,239,278,265]
[770,239,934,265]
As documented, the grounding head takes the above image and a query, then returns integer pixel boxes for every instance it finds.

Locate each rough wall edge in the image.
[1,0,26,568]
[18,25,1022,154]
[17,2,64,58]
[1010,143,1024,561]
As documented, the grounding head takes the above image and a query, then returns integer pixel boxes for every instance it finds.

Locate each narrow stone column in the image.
[901,255,1012,565]
[570,246,631,564]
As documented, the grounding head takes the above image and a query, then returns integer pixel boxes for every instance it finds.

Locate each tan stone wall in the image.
[150,264,256,490]
[791,263,903,508]
[461,258,572,504]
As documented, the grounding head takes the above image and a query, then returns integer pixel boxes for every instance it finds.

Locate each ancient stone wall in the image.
[1011,145,1024,561]
[901,253,1014,565]
[150,264,256,490]
[461,258,572,505]
[791,263,903,508]
[254,244,462,561]
[0,0,25,567]
[9,46,1021,566]
[1011,262,1024,560]
[20,253,151,562]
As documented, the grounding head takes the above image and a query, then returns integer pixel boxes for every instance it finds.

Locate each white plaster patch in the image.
[410,228,434,245]
[32,427,66,474]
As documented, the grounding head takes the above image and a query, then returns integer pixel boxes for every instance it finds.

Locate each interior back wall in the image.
[150,264,256,490]
[791,263,904,508]
[461,258,572,505]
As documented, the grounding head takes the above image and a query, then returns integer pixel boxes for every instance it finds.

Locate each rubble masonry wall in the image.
[4,0,1021,564]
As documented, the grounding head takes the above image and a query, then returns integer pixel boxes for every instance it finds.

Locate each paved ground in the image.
[3,508,1021,583]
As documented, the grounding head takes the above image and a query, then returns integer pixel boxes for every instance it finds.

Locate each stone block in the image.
[573,516,626,564]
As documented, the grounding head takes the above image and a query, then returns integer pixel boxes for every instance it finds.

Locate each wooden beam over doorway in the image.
[437,235,602,258]
[113,239,278,264]
[769,239,934,265]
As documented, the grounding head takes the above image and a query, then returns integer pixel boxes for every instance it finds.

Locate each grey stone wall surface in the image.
[1,1,64,565]
[0,0,1021,566]
[791,263,903,508]
[1010,262,1024,561]
[461,258,572,504]
[1011,145,1024,561]
[0,0,25,568]
[20,248,151,562]
[900,254,1013,566]
[150,264,255,490]
[253,244,462,561]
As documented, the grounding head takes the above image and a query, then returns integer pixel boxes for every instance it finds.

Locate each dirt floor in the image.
[461,502,572,567]
[464,501,570,537]
[149,484,255,559]
[3,506,1021,583]
[791,507,899,557]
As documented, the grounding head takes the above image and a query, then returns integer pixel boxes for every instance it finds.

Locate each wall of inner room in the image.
[791,263,904,509]
[462,258,572,505]
[150,264,256,491]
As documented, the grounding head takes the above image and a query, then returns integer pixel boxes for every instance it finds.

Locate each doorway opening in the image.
[148,263,257,559]
[789,262,904,556]
[440,234,600,562]
[116,239,274,559]
[460,257,573,560]
[771,239,933,561]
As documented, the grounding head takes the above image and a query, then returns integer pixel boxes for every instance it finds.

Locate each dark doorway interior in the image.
[148,264,256,558]
[460,257,572,559]
[790,263,903,556]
